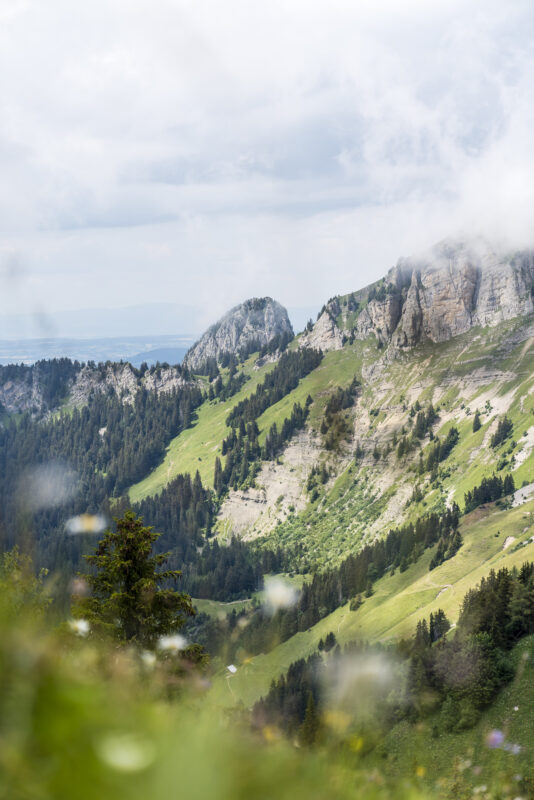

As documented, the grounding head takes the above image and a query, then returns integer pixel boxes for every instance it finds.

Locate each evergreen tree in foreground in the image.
[74,511,195,648]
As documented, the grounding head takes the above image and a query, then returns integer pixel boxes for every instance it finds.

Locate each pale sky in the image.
[1,0,534,335]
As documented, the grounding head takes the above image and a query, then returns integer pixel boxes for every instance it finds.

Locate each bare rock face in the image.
[391,258,479,347]
[316,238,534,350]
[0,368,45,414]
[70,363,141,406]
[300,310,344,352]
[473,249,534,327]
[184,297,293,370]
[142,366,190,394]
[356,290,403,344]
[392,240,534,347]
[71,363,192,406]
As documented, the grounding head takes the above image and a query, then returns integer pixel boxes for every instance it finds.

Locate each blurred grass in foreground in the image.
[0,549,426,800]
[4,548,532,800]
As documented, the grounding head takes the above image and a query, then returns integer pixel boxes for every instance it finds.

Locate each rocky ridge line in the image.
[183,297,293,370]
[302,239,534,352]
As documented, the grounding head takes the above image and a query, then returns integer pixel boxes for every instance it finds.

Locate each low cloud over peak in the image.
[1,0,534,330]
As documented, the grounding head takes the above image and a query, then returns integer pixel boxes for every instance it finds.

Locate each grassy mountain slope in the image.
[128,360,272,501]
[209,497,534,709]
[125,291,534,734]
[129,315,534,561]
[374,634,534,789]
[257,318,534,562]
[129,344,370,503]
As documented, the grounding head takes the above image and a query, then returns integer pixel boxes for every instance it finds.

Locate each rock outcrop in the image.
[71,362,193,406]
[184,297,293,370]
[0,367,48,414]
[299,309,344,351]
[0,361,193,415]
[314,239,534,351]
[355,287,403,344]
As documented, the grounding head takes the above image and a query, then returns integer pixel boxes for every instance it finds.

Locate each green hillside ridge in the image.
[370,634,534,789]
[255,346,369,443]
[251,319,534,563]
[129,357,276,501]
[209,497,534,709]
[129,343,373,503]
[129,313,534,571]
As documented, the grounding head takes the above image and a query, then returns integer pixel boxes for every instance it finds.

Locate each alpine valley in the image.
[4,236,534,792]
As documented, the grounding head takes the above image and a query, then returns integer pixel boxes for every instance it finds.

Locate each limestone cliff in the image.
[0,361,192,415]
[314,239,534,351]
[299,309,344,351]
[184,297,293,370]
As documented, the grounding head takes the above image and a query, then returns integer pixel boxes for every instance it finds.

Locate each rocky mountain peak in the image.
[308,238,534,352]
[184,297,293,371]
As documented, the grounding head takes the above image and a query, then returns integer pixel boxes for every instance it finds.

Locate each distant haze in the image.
[0,302,319,364]
[0,302,318,341]
[0,303,199,341]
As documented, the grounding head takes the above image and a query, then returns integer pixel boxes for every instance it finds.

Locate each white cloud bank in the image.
[1,0,533,330]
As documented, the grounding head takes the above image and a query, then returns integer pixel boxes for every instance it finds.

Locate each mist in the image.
[1,0,534,333]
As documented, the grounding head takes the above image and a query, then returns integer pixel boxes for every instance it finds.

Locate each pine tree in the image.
[299,691,320,746]
[429,609,450,642]
[324,631,337,651]
[74,511,195,647]
[472,410,481,432]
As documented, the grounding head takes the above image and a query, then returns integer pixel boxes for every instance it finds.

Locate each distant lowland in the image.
[0,302,316,366]
[0,335,193,366]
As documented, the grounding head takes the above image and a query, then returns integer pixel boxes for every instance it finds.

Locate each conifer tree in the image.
[472,409,481,432]
[74,511,195,647]
[213,456,223,496]
[299,691,320,746]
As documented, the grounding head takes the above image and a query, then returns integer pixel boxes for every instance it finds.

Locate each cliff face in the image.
[0,367,47,414]
[299,309,344,351]
[315,239,534,351]
[184,297,293,370]
[392,241,534,347]
[0,362,192,415]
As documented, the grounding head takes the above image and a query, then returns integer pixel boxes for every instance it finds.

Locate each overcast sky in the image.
[1,0,534,335]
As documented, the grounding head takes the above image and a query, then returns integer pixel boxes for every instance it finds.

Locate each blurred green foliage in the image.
[0,549,427,800]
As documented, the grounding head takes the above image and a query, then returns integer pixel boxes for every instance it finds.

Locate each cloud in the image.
[1,0,533,326]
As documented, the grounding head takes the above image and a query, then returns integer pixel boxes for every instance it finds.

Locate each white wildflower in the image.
[140,651,156,668]
[65,513,107,535]
[69,577,88,597]
[157,634,187,652]
[262,576,298,615]
[68,618,90,637]
[96,733,155,773]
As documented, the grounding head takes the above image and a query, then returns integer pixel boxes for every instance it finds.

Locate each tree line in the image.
[0,384,202,569]
[252,561,534,744]
[464,473,515,513]
[194,507,461,662]
[226,348,322,427]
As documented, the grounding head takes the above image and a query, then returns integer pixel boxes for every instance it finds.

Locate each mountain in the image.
[301,238,534,351]
[4,236,534,782]
[183,297,293,370]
